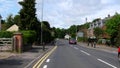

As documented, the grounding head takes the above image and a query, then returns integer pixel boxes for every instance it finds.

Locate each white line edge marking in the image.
[43,65,47,68]
[97,59,117,68]
[74,47,79,50]
[46,59,50,63]
[80,50,90,55]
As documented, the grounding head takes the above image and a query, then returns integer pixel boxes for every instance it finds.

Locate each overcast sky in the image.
[0,0,120,28]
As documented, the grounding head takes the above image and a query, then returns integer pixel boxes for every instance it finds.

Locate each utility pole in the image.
[0,15,2,31]
[41,0,45,51]
[86,17,87,23]
[76,25,78,41]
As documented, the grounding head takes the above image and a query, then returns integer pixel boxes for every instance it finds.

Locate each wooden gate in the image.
[0,38,13,51]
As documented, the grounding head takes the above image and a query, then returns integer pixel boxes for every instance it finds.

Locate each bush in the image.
[21,30,36,45]
[0,31,13,38]
[77,37,87,42]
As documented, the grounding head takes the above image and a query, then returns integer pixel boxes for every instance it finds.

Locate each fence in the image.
[0,38,13,51]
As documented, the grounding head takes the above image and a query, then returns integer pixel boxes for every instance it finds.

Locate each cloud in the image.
[0,0,120,28]
[17,0,23,2]
[39,0,120,28]
[0,0,21,19]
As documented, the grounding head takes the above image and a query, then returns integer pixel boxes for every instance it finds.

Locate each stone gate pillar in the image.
[13,32,23,53]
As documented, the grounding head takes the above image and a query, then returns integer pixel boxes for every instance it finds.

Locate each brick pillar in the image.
[13,32,23,53]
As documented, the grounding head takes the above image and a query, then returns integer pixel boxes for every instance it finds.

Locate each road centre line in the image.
[33,46,57,68]
[74,47,79,50]
[97,59,117,68]
[32,50,51,68]
[24,51,45,68]
[80,50,90,56]
[36,49,54,68]
[43,65,47,68]
[46,59,50,63]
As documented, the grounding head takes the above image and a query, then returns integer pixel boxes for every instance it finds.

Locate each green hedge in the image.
[21,30,36,45]
[0,31,13,38]
[77,37,87,42]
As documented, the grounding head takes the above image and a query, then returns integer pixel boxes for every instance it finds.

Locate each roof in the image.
[6,24,19,32]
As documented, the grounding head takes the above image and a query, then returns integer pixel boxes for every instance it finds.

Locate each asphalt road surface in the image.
[0,39,120,68]
[40,39,120,68]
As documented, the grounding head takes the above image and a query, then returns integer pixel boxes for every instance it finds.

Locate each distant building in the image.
[88,15,110,38]
[6,24,19,32]
[64,34,71,40]
[77,31,84,37]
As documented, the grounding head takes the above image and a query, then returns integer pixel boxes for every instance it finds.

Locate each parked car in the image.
[69,38,77,44]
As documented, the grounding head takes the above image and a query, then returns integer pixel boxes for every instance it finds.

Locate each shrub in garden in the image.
[0,31,13,38]
[21,30,36,45]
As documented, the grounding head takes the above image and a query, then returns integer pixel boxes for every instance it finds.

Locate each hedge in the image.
[0,31,13,38]
[77,37,87,42]
[21,30,36,45]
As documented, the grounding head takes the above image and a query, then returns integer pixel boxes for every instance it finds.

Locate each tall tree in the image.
[105,13,120,45]
[116,24,120,47]
[19,0,39,30]
[68,25,78,38]
[6,14,14,28]
[13,15,20,26]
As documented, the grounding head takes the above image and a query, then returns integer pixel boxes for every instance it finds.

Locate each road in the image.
[0,39,119,68]
[39,39,120,68]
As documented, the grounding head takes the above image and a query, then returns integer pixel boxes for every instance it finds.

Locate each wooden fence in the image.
[0,38,13,51]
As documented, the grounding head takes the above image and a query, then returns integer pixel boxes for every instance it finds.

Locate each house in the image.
[64,34,71,40]
[88,15,110,38]
[6,24,19,32]
[77,31,84,37]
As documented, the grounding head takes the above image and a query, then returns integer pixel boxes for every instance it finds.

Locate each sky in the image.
[0,0,120,29]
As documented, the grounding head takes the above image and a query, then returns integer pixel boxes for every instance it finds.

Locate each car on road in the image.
[69,38,77,44]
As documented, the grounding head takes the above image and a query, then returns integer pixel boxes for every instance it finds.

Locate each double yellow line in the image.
[33,46,57,68]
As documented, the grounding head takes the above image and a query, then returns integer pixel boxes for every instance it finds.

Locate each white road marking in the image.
[43,65,47,68]
[97,59,117,68]
[80,50,90,56]
[74,47,79,50]
[46,59,50,63]
[24,53,44,68]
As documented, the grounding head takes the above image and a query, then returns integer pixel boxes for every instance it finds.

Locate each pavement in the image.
[0,45,55,68]
[78,42,118,54]
[0,45,54,60]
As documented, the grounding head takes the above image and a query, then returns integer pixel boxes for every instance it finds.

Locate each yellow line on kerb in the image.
[33,46,57,68]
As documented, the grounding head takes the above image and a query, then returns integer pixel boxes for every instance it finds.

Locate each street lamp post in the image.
[0,15,2,31]
[76,25,78,41]
[41,0,45,51]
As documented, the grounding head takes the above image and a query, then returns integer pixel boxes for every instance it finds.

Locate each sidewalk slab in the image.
[0,45,54,68]
[78,42,118,54]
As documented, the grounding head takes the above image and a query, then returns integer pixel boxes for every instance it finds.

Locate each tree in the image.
[13,15,21,26]
[41,21,52,43]
[53,28,66,38]
[77,23,90,37]
[94,27,104,38]
[105,13,120,45]
[1,20,7,30]
[116,24,120,47]
[68,25,78,38]
[2,15,20,30]
[92,18,101,22]
[19,0,39,30]
[6,14,14,28]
